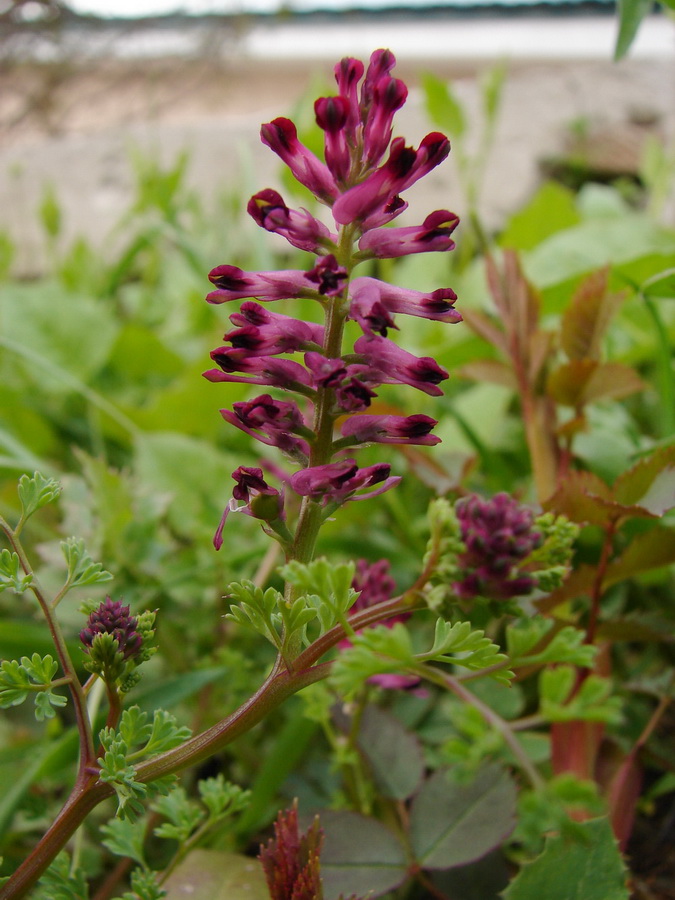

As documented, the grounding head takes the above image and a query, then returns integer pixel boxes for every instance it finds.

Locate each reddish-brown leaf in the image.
[543,470,613,526]
[560,268,623,361]
[458,359,519,390]
[460,307,509,355]
[612,444,675,515]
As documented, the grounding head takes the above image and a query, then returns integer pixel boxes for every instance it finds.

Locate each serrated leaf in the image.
[459,359,519,390]
[320,810,408,900]
[119,706,152,748]
[560,269,619,361]
[101,816,148,867]
[34,689,68,721]
[409,764,517,869]
[603,525,675,586]
[543,470,614,527]
[17,471,62,522]
[612,445,675,515]
[547,361,644,407]
[357,705,425,801]
[502,817,629,899]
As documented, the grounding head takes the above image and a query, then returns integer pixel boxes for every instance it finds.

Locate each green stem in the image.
[643,294,675,437]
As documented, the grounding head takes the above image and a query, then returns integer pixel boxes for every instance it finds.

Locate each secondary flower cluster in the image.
[453,493,543,601]
[205,49,461,549]
[80,597,142,661]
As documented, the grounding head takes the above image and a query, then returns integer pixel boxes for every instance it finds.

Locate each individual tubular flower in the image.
[220,395,312,461]
[339,413,440,446]
[349,277,460,332]
[247,189,337,253]
[261,117,339,205]
[354,334,449,396]
[453,493,544,601]
[206,266,320,305]
[214,466,285,550]
[290,459,400,504]
[358,209,459,258]
[205,354,314,392]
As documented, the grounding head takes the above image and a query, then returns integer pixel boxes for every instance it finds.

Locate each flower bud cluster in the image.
[80,597,158,689]
[205,50,461,549]
[453,493,543,601]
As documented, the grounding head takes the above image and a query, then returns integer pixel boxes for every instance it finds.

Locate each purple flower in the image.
[214,466,284,550]
[247,189,337,253]
[205,50,460,544]
[205,353,314,392]
[207,265,317,305]
[344,559,423,692]
[290,459,400,504]
[349,278,461,334]
[220,395,311,461]
[222,304,324,358]
[454,493,543,601]
[339,413,440,446]
[314,95,352,183]
[358,210,459,258]
[260,117,339,205]
[331,133,451,226]
[354,334,449,396]
[80,597,142,661]
[305,254,349,297]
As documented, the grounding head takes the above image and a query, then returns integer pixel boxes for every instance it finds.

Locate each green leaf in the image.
[39,183,62,239]
[162,849,269,900]
[507,620,596,669]
[119,706,152,748]
[499,182,580,252]
[614,0,653,59]
[34,689,67,721]
[409,764,517,869]
[539,667,622,724]
[421,72,466,139]
[61,537,113,590]
[0,549,33,594]
[101,816,148,868]
[153,787,204,843]
[604,525,675,586]
[320,811,408,900]
[17,471,61,522]
[357,705,425,801]
[640,267,675,299]
[35,851,88,900]
[503,817,629,899]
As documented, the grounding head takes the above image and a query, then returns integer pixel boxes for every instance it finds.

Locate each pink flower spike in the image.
[261,117,339,205]
[340,414,440,445]
[247,189,336,253]
[358,209,460,258]
[207,265,315,304]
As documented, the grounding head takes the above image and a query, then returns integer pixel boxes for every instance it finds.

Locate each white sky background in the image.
[67,0,431,16]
